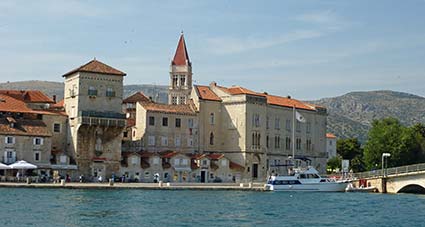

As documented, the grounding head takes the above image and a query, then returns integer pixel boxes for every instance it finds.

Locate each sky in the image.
[1,0,425,100]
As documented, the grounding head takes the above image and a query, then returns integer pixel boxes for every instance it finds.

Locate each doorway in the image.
[201,170,207,183]
[252,163,258,179]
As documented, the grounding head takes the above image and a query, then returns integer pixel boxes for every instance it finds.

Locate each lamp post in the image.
[382,153,391,177]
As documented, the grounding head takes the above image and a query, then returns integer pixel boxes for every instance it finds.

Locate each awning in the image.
[51,164,78,170]
[174,167,192,172]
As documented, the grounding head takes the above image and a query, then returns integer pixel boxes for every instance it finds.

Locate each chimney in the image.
[53,95,57,103]
[287,95,291,99]
[263,92,268,95]
[209,81,217,87]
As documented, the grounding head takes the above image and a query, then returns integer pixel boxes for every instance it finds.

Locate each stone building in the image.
[63,59,126,180]
[326,133,337,159]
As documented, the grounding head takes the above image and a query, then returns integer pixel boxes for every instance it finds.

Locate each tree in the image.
[327,156,341,173]
[337,138,364,172]
[363,118,423,170]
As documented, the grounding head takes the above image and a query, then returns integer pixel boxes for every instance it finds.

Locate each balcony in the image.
[78,111,126,127]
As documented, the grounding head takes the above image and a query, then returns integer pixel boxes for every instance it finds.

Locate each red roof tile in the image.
[123,92,151,103]
[62,59,126,77]
[140,102,196,115]
[50,99,64,108]
[0,94,34,113]
[0,118,51,137]
[207,154,225,160]
[229,161,245,171]
[0,90,55,103]
[160,150,179,158]
[326,133,336,139]
[218,86,266,97]
[195,85,221,101]
[266,94,316,111]
[171,34,191,66]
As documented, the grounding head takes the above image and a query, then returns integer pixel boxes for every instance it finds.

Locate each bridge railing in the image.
[353,163,425,179]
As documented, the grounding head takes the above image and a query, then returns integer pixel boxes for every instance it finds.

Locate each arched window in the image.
[209,132,214,145]
[210,113,215,125]
[95,138,103,151]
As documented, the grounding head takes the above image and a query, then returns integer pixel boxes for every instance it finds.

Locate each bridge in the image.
[353,163,425,193]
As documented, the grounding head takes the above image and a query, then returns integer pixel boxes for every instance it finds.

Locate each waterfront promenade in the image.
[0,181,265,191]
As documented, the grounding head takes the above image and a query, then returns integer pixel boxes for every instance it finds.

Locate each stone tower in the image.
[63,59,127,179]
[169,33,192,105]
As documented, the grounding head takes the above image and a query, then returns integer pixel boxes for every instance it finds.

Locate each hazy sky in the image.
[1,0,425,100]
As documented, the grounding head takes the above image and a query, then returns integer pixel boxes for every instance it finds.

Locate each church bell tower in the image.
[169,33,192,105]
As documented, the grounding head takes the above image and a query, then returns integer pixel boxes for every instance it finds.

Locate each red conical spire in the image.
[172,33,191,66]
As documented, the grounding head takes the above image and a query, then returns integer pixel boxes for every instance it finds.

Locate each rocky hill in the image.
[310,91,425,143]
[2,81,424,143]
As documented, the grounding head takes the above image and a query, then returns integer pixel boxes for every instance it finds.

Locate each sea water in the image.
[0,188,423,227]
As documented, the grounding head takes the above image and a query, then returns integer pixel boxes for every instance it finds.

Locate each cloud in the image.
[205,30,323,55]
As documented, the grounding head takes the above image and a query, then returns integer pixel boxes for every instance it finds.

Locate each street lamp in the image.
[382,153,391,177]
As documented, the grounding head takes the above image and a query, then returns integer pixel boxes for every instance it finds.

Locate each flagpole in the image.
[292,105,295,167]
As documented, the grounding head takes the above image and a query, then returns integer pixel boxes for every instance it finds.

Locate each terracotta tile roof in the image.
[0,94,34,113]
[171,34,191,66]
[195,85,221,101]
[218,85,266,97]
[50,99,64,108]
[266,94,316,111]
[62,59,126,77]
[229,161,245,171]
[160,150,179,158]
[326,133,337,139]
[191,154,207,160]
[0,90,55,103]
[123,92,151,103]
[207,153,225,160]
[0,118,51,137]
[140,102,196,115]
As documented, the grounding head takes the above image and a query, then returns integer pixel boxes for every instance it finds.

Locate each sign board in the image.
[342,159,350,172]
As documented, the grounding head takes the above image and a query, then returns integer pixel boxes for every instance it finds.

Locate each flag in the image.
[295,111,306,123]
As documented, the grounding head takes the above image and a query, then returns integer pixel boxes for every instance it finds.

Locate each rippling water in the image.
[0,188,424,226]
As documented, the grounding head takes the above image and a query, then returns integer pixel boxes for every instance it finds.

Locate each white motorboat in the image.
[345,183,377,193]
[264,166,349,192]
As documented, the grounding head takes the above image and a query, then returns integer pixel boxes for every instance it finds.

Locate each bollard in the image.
[159,180,163,187]
[61,179,66,186]
[109,178,114,186]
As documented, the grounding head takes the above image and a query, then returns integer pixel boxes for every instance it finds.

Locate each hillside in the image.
[310,90,425,143]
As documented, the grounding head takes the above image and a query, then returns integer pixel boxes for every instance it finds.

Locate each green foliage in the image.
[337,138,365,172]
[363,118,425,170]
[327,156,341,173]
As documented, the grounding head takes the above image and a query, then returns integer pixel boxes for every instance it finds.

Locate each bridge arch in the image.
[397,184,425,194]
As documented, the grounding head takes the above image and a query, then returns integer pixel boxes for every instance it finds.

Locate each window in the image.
[286,119,291,131]
[172,75,178,88]
[221,159,227,167]
[126,103,134,109]
[306,122,311,133]
[180,96,186,104]
[274,136,280,149]
[180,75,186,87]
[4,150,16,164]
[252,114,260,127]
[123,131,128,138]
[209,132,214,145]
[275,118,280,130]
[175,136,181,147]
[266,116,270,129]
[33,138,43,145]
[149,116,155,126]
[162,117,168,127]
[306,139,312,151]
[202,160,208,165]
[34,151,40,161]
[148,136,155,146]
[106,87,115,97]
[174,159,180,165]
[88,86,97,96]
[60,155,67,164]
[5,136,15,144]
[182,159,188,165]
[296,121,301,132]
[161,136,168,146]
[175,118,181,128]
[296,138,302,150]
[188,137,193,147]
[153,157,159,165]
[266,136,269,148]
[53,123,61,133]
[209,113,215,125]
[329,140,333,145]
[172,96,178,105]
[131,156,138,165]
[95,138,102,151]
[285,137,291,150]
[188,118,194,128]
